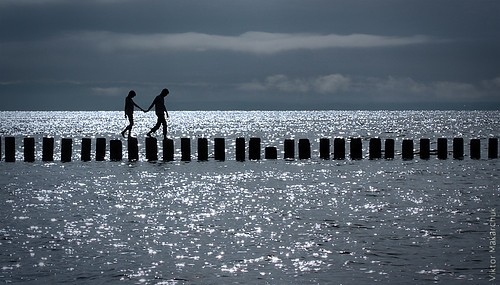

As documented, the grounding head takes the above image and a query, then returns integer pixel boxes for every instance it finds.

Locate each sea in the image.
[0,110,499,284]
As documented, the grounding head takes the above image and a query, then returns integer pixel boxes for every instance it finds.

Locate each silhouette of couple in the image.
[121,88,170,139]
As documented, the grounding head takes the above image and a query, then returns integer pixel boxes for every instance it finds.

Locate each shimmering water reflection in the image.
[1,111,499,284]
[1,159,498,284]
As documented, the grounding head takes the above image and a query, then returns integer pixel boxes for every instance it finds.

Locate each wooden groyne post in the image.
[249,138,261,160]
[333,138,346,160]
[489,138,498,159]
[453,138,464,160]
[402,139,414,160]
[146,137,158,161]
[385,139,395,159]
[369,138,381,160]
[5,137,15,162]
[214,138,225,161]
[110,139,122,161]
[235,137,245,161]
[81,138,92,161]
[470,139,480,160]
[198,138,208,161]
[96,138,106,161]
[61,138,72,162]
[24,137,35,162]
[420,138,430,160]
[284,139,294,160]
[319,138,330,160]
[298,139,311,160]
[181,138,191,161]
[128,137,139,161]
[350,138,362,160]
[437,138,447,160]
[265,147,277,159]
[164,139,174,162]
[42,137,54,162]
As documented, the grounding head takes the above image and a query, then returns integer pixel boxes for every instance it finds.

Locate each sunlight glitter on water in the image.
[1,111,499,284]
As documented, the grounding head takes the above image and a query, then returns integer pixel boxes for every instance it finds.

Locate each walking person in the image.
[145,88,170,139]
[121,90,145,138]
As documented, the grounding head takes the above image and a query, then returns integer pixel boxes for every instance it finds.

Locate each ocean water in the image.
[0,111,499,284]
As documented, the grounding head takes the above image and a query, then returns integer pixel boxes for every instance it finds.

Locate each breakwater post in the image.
[249,138,261,160]
[198,138,208,161]
[42,137,54,162]
[181,138,191,161]
[334,138,345,160]
[81,138,92,161]
[470,139,481,160]
[61,138,72,162]
[420,138,430,160]
[214,138,225,161]
[284,139,294,160]
[110,139,122,161]
[350,138,362,160]
[369,138,381,160]
[265,147,277,159]
[128,137,139,161]
[236,138,245,161]
[299,139,311,159]
[5,137,15,162]
[385,139,395,159]
[489,138,498,159]
[96,138,106,161]
[163,139,174,161]
[24,137,35,162]
[402,139,414,160]
[437,138,447,160]
[146,137,158,161]
[453,138,464,160]
[319,138,330,160]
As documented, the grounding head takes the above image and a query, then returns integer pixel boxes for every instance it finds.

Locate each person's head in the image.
[127,90,136,98]
[160,88,169,97]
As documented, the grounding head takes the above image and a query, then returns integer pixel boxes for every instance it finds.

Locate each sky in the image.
[1,0,499,110]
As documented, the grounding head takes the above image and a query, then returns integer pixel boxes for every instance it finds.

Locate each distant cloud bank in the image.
[239,74,500,102]
[70,31,438,54]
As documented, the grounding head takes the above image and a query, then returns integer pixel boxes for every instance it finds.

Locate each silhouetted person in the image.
[145,88,169,139]
[121,90,145,138]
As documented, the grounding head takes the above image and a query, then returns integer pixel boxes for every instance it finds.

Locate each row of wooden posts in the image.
[0,136,499,163]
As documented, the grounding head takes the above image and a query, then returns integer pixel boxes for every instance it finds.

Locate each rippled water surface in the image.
[1,111,499,284]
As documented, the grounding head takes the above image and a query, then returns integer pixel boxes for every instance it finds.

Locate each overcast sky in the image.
[1,0,499,110]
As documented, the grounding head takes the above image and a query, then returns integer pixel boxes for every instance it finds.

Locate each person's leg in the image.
[161,116,168,139]
[127,116,134,137]
[122,115,134,137]
[147,116,162,136]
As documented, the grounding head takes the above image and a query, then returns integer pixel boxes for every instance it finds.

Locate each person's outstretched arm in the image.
[133,100,145,111]
[145,101,154,112]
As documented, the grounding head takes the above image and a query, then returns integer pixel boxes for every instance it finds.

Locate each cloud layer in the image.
[239,74,500,102]
[240,74,351,93]
[70,31,437,55]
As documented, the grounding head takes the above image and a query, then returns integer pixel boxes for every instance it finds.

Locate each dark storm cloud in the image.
[0,0,499,110]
